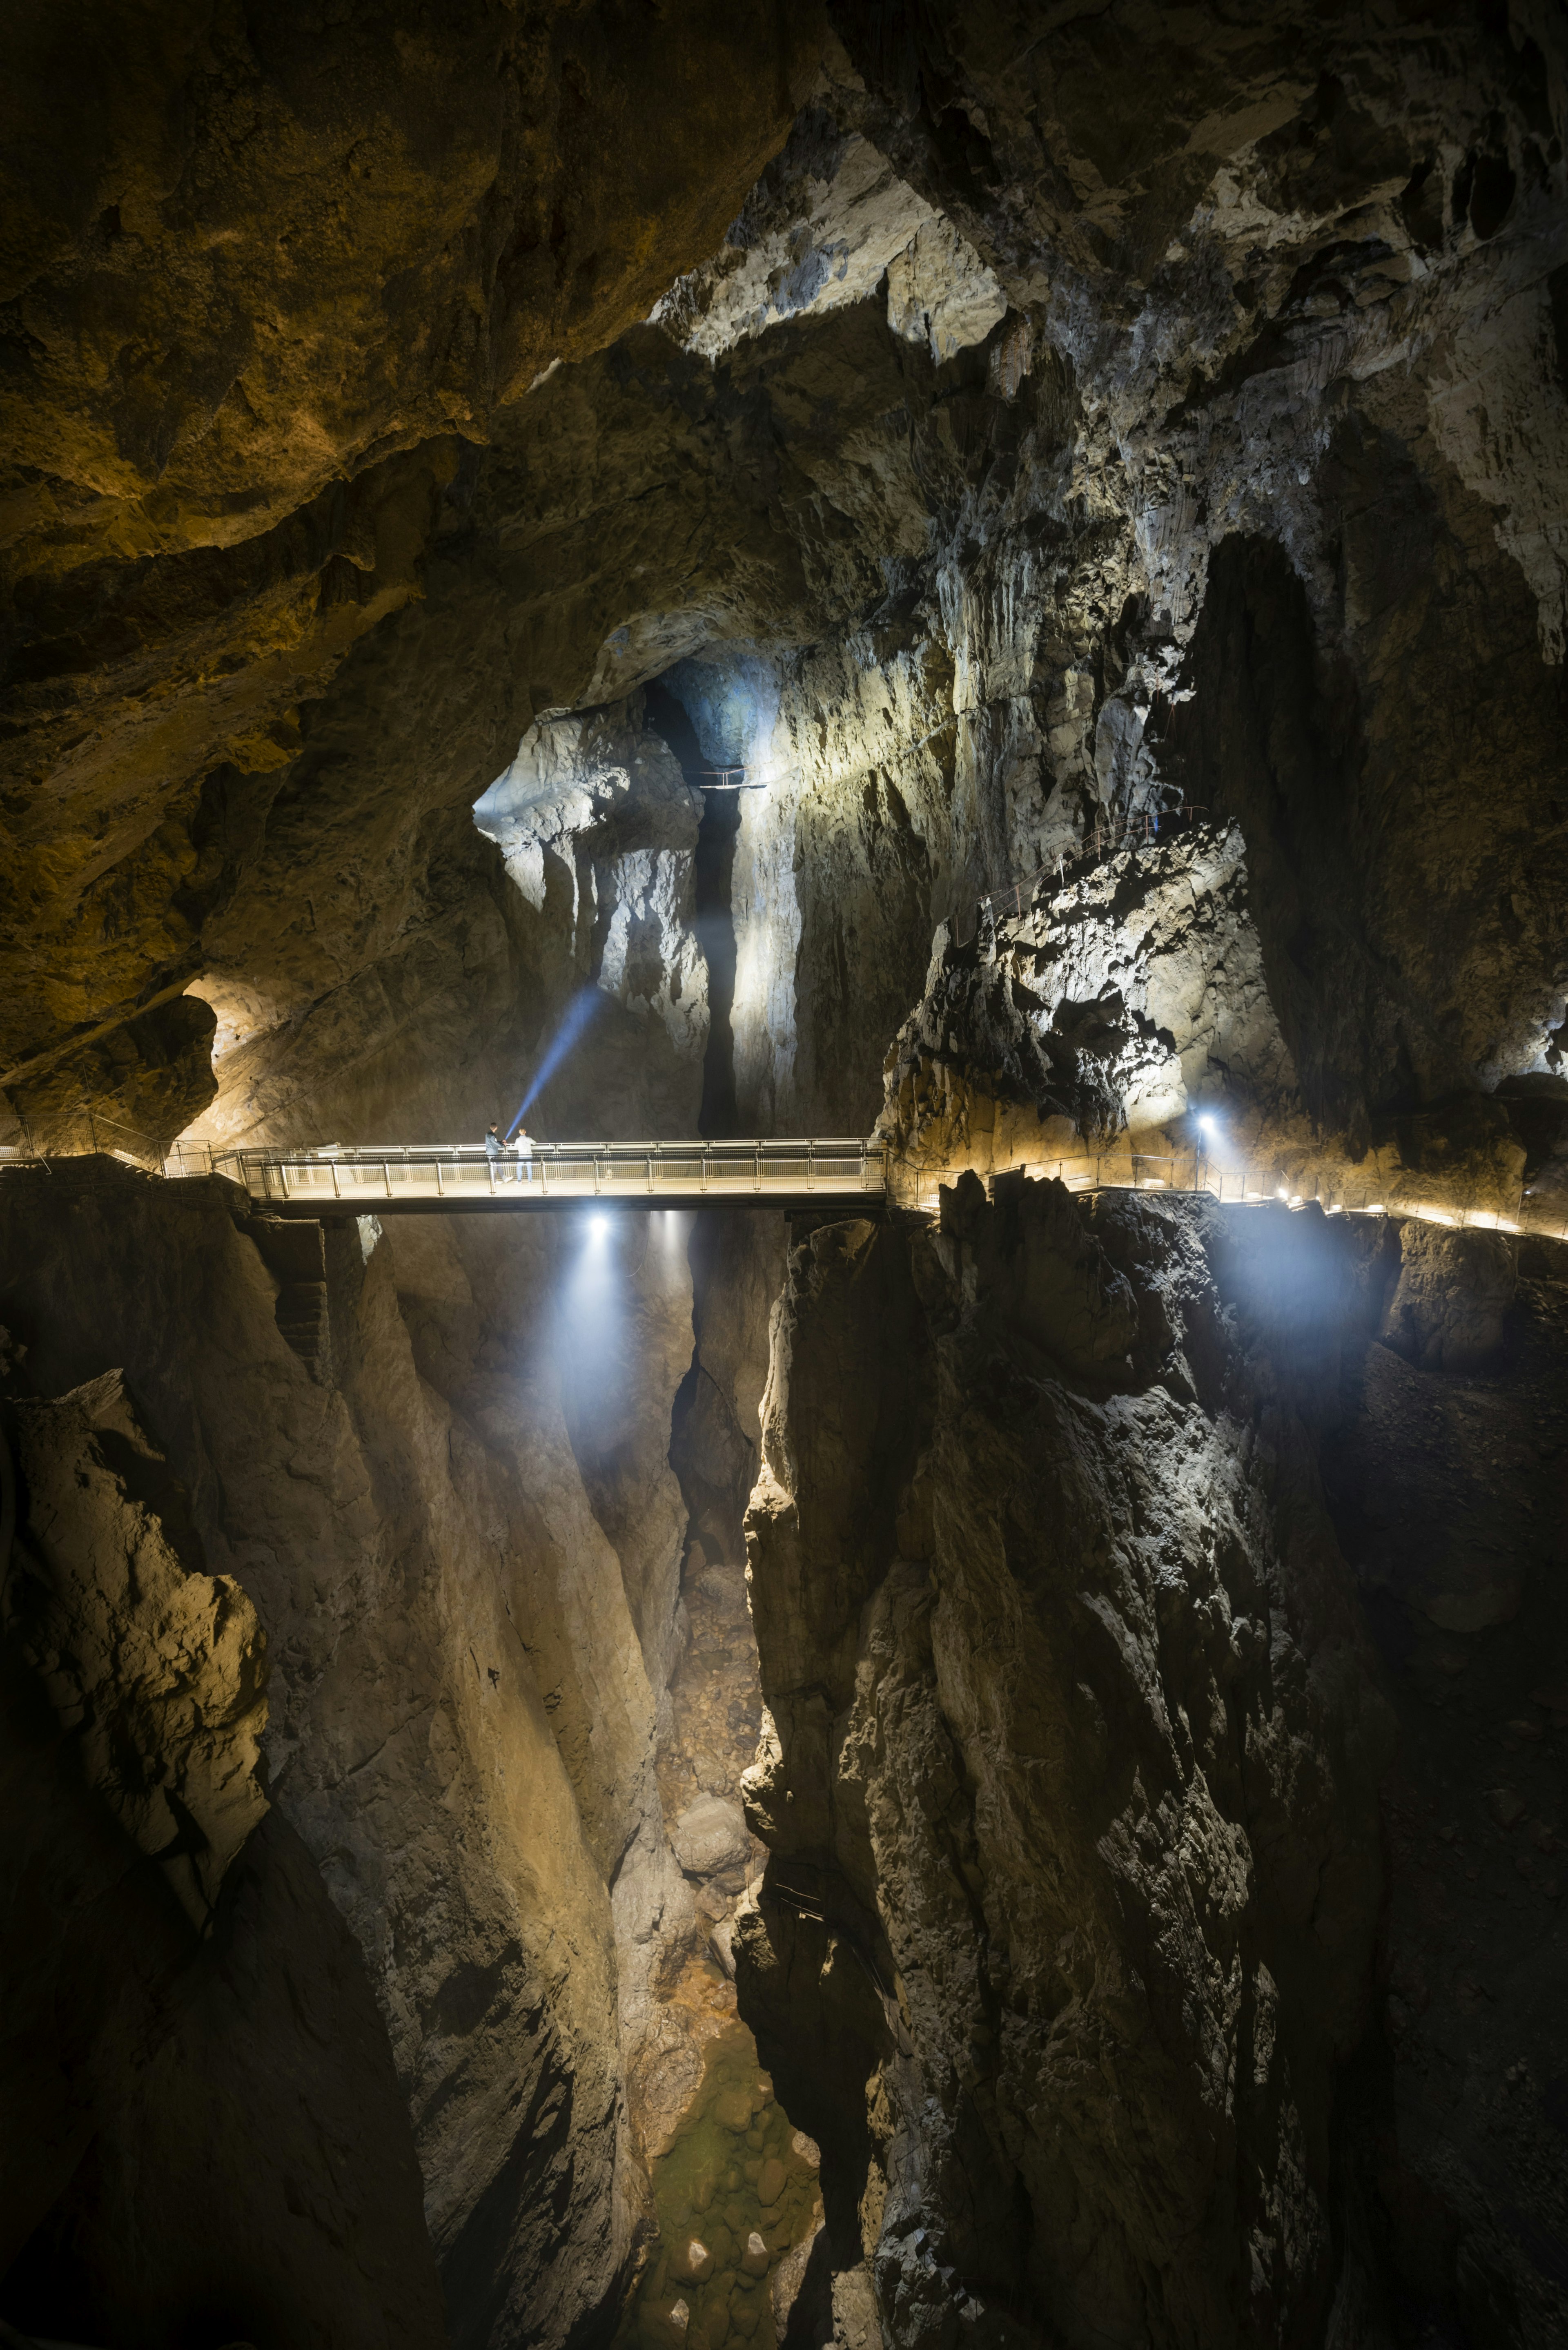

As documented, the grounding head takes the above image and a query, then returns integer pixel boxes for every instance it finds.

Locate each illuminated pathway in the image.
[154,1135,1568,1241]
[166,1137,886,1216]
[890,1145,1562,1241]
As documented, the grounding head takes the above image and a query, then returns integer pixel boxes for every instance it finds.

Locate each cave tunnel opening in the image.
[693,793,742,1142]
[644,675,743,1140]
[643,1196,836,2344]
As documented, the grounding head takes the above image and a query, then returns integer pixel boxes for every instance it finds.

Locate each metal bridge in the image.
[153,1135,1559,1238]
[165,1137,886,1217]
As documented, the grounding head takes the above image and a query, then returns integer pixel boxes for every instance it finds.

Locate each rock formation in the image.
[4,4,1568,2347]
[736,1185,1394,2344]
[0,1308,445,2350]
[1321,1237,1568,2349]
[1,0,824,1143]
[8,1366,268,1930]
[0,1161,668,2342]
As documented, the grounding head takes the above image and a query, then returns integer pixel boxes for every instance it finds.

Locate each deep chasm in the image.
[2,8,1566,2349]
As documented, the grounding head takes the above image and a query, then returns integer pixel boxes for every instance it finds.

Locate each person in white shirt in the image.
[510,1121,534,1184]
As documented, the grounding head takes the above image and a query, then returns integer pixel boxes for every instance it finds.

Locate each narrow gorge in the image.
[2,8,1566,2349]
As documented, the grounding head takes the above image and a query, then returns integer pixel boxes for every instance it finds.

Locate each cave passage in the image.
[645,673,744,1139]
[5,11,1568,2350]
[693,789,742,1142]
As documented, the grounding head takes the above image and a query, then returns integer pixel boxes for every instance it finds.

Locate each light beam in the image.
[507,986,604,1138]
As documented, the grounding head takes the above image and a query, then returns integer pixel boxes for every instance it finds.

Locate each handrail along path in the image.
[148,1136,1568,1243]
[163,1137,885,1216]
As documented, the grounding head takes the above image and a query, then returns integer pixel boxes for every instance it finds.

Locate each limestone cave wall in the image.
[736,1183,1394,2345]
[732,1188,1568,2346]
[4,7,1568,2350]
[10,2,1566,1173]
[0,1160,702,2345]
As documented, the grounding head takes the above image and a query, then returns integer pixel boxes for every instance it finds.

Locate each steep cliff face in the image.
[11,5,1566,1174]
[5,6,1568,2346]
[872,823,1535,1221]
[9,1367,268,1931]
[615,2,1568,1161]
[0,1311,444,2350]
[1320,1228,1568,2350]
[2,0,823,1138]
[735,1186,1393,2344]
[730,1191,1568,2348]
[877,821,1296,1171]
[0,1160,721,2348]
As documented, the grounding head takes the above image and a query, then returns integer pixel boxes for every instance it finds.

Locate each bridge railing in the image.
[163,1137,882,1205]
[156,1135,1568,1242]
[886,1146,1568,1241]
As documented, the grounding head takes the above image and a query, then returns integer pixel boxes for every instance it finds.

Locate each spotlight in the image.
[1198,1114,1216,1133]
[589,1213,609,1237]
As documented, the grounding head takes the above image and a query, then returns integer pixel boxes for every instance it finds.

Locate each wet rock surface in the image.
[614,2032,824,2350]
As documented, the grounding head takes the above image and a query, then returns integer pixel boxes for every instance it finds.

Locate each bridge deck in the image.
[169,1139,886,1216]
[153,1137,1557,1242]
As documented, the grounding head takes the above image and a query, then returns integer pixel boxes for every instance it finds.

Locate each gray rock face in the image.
[0,1159,712,2349]
[0,1347,445,2350]
[474,701,710,1085]
[650,100,935,358]
[880,822,1294,1155]
[874,823,1535,1221]
[9,1369,268,1931]
[0,0,823,1135]
[6,2,1566,1194]
[5,9,1568,2346]
[1380,1221,1518,1375]
[885,213,1007,365]
[650,55,1004,371]
[1321,1235,1568,2348]
[736,1192,1392,2345]
[670,1793,751,1877]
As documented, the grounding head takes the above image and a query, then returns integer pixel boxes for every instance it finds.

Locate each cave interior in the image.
[2,7,1568,2350]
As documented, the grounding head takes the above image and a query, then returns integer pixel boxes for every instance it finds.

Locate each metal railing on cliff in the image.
[7,1128,1566,1250]
[884,1144,1568,1246]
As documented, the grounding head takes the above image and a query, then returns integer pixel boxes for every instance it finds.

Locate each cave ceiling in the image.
[5,11,1568,2350]
[2,1,1565,1163]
